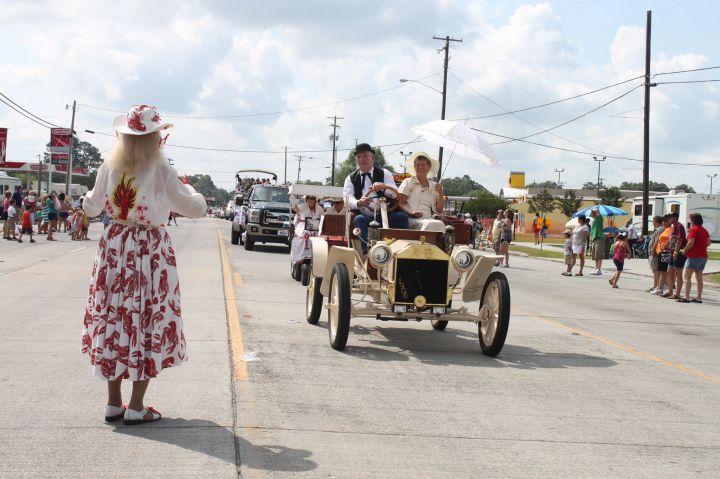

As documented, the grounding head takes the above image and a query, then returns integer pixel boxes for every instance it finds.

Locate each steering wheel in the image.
[367,189,398,210]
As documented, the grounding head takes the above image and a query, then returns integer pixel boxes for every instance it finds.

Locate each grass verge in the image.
[708,251,720,261]
[705,273,720,284]
[510,245,564,259]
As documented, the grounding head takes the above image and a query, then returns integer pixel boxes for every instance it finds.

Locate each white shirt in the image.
[325,205,346,215]
[342,168,397,216]
[398,176,439,219]
[627,223,638,240]
[572,224,589,246]
[7,205,16,218]
[297,203,324,220]
[84,161,207,226]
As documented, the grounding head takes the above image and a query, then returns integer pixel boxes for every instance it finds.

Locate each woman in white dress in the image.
[397,152,445,233]
[570,214,590,276]
[291,195,324,265]
[82,105,207,425]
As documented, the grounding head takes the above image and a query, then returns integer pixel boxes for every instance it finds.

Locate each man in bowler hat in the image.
[343,143,409,253]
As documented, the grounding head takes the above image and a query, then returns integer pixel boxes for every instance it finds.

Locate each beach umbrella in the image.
[572,204,627,218]
[411,120,499,166]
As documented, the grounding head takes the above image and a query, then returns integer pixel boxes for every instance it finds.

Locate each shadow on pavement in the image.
[341,327,618,370]
[113,418,316,473]
[248,244,291,255]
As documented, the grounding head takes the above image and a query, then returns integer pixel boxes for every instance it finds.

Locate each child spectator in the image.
[561,230,573,276]
[81,205,90,240]
[609,232,629,288]
[6,199,18,240]
[17,206,35,243]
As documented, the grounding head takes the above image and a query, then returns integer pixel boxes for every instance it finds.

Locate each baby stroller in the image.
[633,235,650,259]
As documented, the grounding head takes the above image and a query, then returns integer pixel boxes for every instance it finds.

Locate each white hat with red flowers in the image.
[113,104,173,135]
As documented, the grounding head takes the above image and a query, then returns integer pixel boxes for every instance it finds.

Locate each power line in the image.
[454,75,644,120]
[78,74,438,121]
[469,126,720,167]
[653,65,720,77]
[656,79,720,85]
[492,84,643,144]
[0,96,54,129]
[0,91,61,128]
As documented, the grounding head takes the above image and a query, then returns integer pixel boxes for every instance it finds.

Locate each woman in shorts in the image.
[498,209,514,268]
[679,213,711,303]
[653,215,672,295]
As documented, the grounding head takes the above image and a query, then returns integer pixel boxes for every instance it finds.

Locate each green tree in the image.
[528,180,559,188]
[619,180,669,191]
[555,190,583,218]
[328,147,393,185]
[44,138,104,188]
[598,186,624,207]
[297,179,323,186]
[215,188,232,204]
[441,175,487,196]
[582,181,597,189]
[673,183,696,193]
[465,190,509,216]
[187,174,218,198]
[527,189,556,217]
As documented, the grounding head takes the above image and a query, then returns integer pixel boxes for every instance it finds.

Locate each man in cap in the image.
[343,143,409,253]
[589,206,605,275]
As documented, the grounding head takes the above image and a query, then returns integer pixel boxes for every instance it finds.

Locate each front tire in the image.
[306,274,323,325]
[300,262,311,286]
[291,262,301,281]
[244,235,254,251]
[328,263,351,350]
[478,271,510,356]
[231,228,240,245]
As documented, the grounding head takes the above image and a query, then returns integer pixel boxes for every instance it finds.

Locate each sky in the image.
[1,0,719,194]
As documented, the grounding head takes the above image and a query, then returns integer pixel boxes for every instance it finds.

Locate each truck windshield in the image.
[251,187,289,203]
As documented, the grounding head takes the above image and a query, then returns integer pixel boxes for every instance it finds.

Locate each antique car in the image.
[288,184,346,285]
[304,198,510,357]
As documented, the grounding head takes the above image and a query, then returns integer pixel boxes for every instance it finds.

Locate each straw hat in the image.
[113,105,173,135]
[405,152,440,177]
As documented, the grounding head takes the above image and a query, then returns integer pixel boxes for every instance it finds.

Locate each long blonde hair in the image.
[106,132,165,172]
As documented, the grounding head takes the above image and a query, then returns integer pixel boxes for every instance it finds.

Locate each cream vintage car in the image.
[305,198,510,356]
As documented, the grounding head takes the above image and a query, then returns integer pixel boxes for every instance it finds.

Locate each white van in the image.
[632,191,720,241]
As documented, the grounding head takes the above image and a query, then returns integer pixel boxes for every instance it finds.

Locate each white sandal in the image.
[123,406,162,426]
[104,404,127,422]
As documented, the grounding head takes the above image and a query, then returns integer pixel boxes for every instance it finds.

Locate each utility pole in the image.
[709,173,718,194]
[37,154,42,194]
[295,155,305,183]
[284,146,288,185]
[641,10,655,236]
[593,156,606,198]
[65,100,76,196]
[554,168,565,188]
[433,34,462,181]
[328,116,343,186]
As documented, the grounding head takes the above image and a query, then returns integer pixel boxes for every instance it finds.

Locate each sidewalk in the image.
[510,241,720,278]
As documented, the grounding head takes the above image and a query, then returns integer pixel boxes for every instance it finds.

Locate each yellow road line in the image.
[234,272,244,288]
[520,310,720,385]
[215,222,248,381]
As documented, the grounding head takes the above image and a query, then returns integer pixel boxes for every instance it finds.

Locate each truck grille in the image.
[394,259,448,305]
[263,210,290,227]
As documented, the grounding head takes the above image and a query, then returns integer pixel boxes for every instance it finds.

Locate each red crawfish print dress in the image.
[81,161,207,380]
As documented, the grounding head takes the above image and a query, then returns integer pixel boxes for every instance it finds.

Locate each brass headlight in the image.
[451,247,475,272]
[368,243,392,268]
[414,295,427,309]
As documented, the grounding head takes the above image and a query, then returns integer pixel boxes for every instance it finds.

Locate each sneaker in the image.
[651,289,663,295]
[30,239,36,243]
[590,270,602,276]
[17,239,22,243]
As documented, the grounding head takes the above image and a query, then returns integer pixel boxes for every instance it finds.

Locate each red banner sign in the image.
[50,128,72,148]
[53,163,88,176]
[0,128,7,162]
[0,161,48,171]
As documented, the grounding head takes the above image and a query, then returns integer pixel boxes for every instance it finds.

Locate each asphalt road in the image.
[0,218,718,478]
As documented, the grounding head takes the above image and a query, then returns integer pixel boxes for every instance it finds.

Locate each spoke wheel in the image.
[327,263,351,350]
[478,271,511,357]
[306,273,323,324]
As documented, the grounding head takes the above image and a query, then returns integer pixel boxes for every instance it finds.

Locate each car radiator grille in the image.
[263,210,290,227]
[394,259,448,305]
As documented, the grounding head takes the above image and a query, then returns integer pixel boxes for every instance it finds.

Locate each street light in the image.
[399,151,413,174]
[709,173,718,194]
[593,156,606,198]
[399,79,443,94]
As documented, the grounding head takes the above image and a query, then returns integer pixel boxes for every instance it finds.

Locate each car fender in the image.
[310,236,329,278]
[320,246,355,297]
[461,254,504,302]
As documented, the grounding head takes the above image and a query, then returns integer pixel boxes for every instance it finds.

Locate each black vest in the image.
[350,167,385,199]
